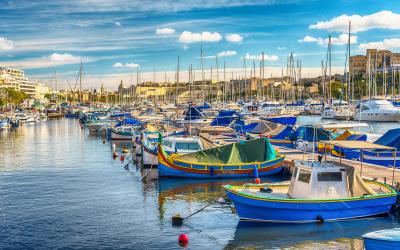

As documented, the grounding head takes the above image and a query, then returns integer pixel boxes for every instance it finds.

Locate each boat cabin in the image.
[162,136,203,154]
[289,161,350,199]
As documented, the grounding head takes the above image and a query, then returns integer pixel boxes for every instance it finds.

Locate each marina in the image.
[2,114,400,249]
[2,1,400,249]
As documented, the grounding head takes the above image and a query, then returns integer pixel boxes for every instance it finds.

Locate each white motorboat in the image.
[354,99,400,122]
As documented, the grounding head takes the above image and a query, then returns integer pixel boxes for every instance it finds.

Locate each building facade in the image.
[0,67,36,97]
[350,49,400,76]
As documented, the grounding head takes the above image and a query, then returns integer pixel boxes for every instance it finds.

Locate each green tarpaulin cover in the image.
[175,138,277,164]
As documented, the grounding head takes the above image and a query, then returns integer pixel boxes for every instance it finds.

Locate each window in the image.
[175,142,201,151]
[317,172,342,182]
[293,167,298,180]
[298,169,311,183]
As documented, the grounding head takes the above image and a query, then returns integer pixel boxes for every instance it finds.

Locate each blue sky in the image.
[0,0,399,89]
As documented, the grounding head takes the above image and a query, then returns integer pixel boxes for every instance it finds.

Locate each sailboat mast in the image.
[176,56,179,105]
[223,61,226,103]
[79,62,82,103]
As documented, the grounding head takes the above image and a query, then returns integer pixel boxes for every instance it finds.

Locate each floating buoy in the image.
[255,177,261,184]
[178,234,188,247]
[102,140,105,144]
[120,155,125,161]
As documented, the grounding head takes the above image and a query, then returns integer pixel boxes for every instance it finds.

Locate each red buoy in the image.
[255,177,261,184]
[120,155,125,161]
[178,234,188,247]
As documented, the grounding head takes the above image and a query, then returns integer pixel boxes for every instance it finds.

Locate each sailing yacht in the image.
[354,99,400,122]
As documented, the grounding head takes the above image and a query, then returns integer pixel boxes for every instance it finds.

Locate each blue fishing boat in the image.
[225,141,397,223]
[363,228,400,250]
[158,138,285,178]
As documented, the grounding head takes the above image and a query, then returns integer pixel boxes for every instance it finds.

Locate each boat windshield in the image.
[175,142,201,151]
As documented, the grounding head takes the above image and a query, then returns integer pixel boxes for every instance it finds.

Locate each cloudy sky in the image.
[0,0,399,89]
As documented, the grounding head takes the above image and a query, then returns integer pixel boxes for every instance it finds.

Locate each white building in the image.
[0,67,36,97]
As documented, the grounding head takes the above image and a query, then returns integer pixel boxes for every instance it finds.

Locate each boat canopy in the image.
[173,138,276,164]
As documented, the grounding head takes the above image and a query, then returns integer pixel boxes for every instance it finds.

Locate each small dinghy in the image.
[363,228,400,250]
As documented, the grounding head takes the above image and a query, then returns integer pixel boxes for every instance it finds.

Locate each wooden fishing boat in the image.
[363,228,400,249]
[158,138,285,178]
[224,141,397,223]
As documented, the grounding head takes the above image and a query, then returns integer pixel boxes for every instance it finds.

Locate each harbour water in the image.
[1,118,400,249]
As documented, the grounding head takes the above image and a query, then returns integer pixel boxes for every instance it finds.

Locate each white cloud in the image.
[310,11,400,33]
[217,50,237,57]
[115,22,121,26]
[0,53,84,69]
[360,38,400,50]
[49,53,81,62]
[113,62,139,68]
[0,37,14,50]
[225,33,243,43]
[178,31,222,43]
[197,55,216,59]
[298,34,357,46]
[242,53,278,61]
[156,28,176,35]
[277,46,286,50]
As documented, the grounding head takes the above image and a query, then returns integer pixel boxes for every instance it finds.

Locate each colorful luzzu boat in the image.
[158,138,285,178]
[225,141,397,223]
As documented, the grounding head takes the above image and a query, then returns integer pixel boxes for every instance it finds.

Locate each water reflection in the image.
[227,217,399,249]
[2,118,400,249]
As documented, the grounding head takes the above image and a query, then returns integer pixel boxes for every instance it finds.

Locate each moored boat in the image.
[362,228,400,250]
[224,158,397,223]
[158,138,285,178]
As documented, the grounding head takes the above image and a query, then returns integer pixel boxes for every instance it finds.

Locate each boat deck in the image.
[277,146,400,190]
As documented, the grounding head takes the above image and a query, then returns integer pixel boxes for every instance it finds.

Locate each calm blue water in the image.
[1,118,399,249]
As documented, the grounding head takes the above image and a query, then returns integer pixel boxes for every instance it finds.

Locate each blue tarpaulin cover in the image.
[374,128,400,149]
[292,126,331,142]
[115,117,141,127]
[262,116,297,126]
[210,110,240,126]
[184,106,204,120]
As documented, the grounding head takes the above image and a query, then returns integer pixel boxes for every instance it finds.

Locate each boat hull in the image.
[225,189,396,223]
[363,238,399,250]
[158,147,285,178]
[110,131,133,140]
[143,146,158,166]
